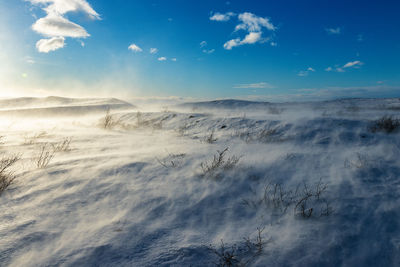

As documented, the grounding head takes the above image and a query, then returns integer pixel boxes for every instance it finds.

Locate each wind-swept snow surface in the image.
[0,97,400,266]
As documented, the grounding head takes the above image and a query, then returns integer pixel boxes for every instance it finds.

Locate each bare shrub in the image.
[242,178,332,218]
[233,127,284,144]
[156,152,186,168]
[344,153,369,169]
[210,240,240,267]
[200,148,241,178]
[23,131,48,145]
[0,155,20,195]
[34,144,55,168]
[209,228,269,266]
[369,116,400,133]
[204,130,218,144]
[101,108,122,129]
[52,137,72,152]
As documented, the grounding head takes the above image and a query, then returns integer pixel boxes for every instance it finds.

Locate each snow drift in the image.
[0,97,399,266]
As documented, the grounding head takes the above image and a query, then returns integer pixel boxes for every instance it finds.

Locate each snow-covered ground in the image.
[1,97,400,266]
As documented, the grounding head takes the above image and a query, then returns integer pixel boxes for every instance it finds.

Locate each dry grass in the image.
[369,116,400,133]
[156,152,186,168]
[23,131,48,145]
[52,137,72,152]
[0,154,20,195]
[34,144,55,169]
[204,130,218,144]
[200,148,241,178]
[242,179,333,218]
[209,227,269,266]
[101,108,122,129]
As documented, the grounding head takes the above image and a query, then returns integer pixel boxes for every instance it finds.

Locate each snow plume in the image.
[27,0,100,52]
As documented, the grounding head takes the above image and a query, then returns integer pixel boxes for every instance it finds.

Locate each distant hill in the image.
[0,96,134,117]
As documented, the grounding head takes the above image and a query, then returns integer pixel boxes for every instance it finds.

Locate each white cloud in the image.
[214,12,276,50]
[150,48,158,54]
[128,44,142,52]
[158,57,167,61]
[325,61,364,72]
[233,82,273,89]
[36,36,65,53]
[209,12,235,21]
[27,0,99,53]
[32,13,89,38]
[298,67,315,77]
[224,32,263,50]
[171,58,177,61]
[202,49,215,54]
[28,0,100,19]
[235,12,276,32]
[325,27,341,35]
[200,41,207,48]
[270,42,277,47]
[343,60,363,68]
[223,38,240,50]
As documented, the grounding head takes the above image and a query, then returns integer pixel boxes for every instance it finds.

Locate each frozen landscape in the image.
[0,96,399,266]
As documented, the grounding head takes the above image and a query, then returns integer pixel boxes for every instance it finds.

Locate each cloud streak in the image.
[233,82,273,89]
[326,61,364,72]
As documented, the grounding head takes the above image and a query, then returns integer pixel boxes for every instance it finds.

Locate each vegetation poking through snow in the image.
[201,148,241,178]
[369,116,400,133]
[34,144,55,168]
[233,127,284,143]
[23,131,48,145]
[52,137,72,152]
[243,179,333,218]
[209,227,269,266]
[0,154,20,195]
[156,152,186,168]
[101,108,122,129]
[204,130,218,144]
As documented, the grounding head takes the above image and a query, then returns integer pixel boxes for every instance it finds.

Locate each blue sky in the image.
[0,0,399,100]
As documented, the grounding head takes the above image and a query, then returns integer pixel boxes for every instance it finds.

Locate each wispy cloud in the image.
[233,82,273,89]
[200,41,215,54]
[325,27,341,35]
[209,12,235,22]
[343,60,363,68]
[158,57,167,61]
[36,36,65,53]
[27,0,99,53]
[128,44,142,52]
[213,12,276,50]
[171,58,177,61]
[202,49,215,54]
[326,61,364,72]
[298,67,316,77]
[150,48,158,54]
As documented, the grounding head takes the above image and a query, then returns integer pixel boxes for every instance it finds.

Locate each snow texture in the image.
[0,97,400,266]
